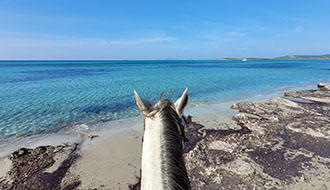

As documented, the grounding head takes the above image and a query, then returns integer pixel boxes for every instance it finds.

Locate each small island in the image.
[216,54,330,61]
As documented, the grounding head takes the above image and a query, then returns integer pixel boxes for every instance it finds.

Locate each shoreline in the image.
[1,82,330,189]
[0,81,322,158]
[1,81,327,158]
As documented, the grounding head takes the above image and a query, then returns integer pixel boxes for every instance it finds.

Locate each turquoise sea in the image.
[0,60,329,138]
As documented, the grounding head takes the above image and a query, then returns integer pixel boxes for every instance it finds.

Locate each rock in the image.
[9,148,29,160]
[318,83,326,88]
[317,83,330,91]
[0,144,80,190]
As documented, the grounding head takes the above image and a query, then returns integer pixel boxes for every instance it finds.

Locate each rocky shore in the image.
[184,85,330,190]
[0,144,80,190]
[1,84,329,190]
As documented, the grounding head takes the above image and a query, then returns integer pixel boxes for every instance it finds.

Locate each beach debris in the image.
[87,134,99,141]
[128,176,141,190]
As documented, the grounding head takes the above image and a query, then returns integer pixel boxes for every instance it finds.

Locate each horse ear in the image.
[134,90,148,115]
[175,88,188,116]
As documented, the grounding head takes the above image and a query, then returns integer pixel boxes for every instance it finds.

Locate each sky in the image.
[1,0,330,60]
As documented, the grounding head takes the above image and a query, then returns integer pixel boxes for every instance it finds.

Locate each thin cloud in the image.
[0,36,176,48]
[0,38,108,47]
[108,36,176,45]
[279,26,304,36]
[225,32,247,37]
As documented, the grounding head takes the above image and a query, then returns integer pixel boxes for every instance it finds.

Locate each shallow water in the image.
[0,60,329,138]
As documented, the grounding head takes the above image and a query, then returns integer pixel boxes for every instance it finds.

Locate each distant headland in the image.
[216,54,330,61]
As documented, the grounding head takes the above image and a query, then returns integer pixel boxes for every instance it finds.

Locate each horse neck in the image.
[141,110,190,190]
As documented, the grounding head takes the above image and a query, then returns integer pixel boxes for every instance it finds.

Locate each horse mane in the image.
[156,99,191,190]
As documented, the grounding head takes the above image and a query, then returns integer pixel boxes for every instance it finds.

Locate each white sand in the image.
[63,127,143,190]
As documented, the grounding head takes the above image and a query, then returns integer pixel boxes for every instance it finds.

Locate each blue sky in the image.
[1,0,330,60]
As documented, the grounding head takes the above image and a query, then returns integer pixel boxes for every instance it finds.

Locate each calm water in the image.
[0,60,329,138]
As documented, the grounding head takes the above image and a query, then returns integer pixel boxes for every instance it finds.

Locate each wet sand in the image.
[62,127,143,190]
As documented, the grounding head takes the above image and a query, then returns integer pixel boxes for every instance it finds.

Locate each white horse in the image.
[134,88,191,190]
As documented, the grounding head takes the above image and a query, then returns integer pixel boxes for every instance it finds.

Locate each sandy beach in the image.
[1,84,330,190]
[62,126,143,189]
[0,117,145,190]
